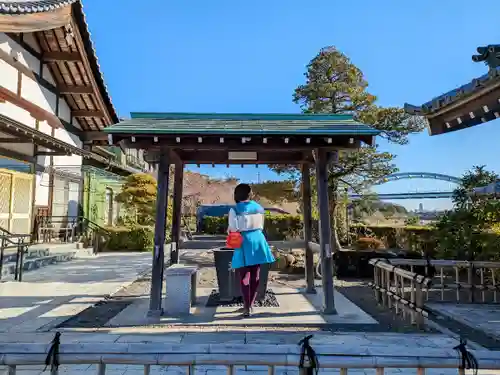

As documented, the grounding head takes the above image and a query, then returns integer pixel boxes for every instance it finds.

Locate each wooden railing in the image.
[369,258,433,327]
[387,259,500,304]
[0,342,496,374]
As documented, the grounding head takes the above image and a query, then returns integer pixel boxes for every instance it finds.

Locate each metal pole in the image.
[170,163,184,264]
[344,188,350,247]
[315,148,336,314]
[148,150,171,315]
[301,163,315,294]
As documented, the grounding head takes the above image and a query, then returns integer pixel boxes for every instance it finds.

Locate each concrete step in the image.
[1,251,76,280]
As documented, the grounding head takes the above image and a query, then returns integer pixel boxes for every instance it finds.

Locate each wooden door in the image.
[10,173,33,234]
[0,169,34,234]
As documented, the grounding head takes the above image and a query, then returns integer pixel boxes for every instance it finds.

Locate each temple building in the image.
[0,0,151,235]
[405,45,500,136]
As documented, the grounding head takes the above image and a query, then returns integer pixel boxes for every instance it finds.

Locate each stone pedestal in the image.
[163,264,198,316]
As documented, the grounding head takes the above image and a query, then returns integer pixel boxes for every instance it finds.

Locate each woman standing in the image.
[228,183,275,317]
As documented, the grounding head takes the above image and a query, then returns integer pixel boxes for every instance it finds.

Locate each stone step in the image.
[1,251,76,279]
[2,242,81,263]
[2,248,50,263]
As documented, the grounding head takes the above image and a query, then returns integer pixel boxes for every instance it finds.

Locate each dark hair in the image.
[234,183,251,203]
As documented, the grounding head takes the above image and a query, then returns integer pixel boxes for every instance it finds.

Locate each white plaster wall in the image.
[35,174,49,205]
[0,101,35,129]
[53,127,82,176]
[71,117,82,130]
[59,99,72,123]
[21,75,57,116]
[22,34,41,54]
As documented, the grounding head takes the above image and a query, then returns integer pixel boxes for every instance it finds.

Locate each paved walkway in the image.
[0,253,151,333]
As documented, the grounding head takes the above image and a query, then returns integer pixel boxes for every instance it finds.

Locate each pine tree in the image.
[271,46,425,250]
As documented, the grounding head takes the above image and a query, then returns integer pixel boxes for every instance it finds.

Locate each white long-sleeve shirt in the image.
[227,208,265,233]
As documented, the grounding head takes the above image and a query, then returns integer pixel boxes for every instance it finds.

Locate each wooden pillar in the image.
[301,163,315,294]
[148,150,171,315]
[170,163,184,265]
[315,148,336,314]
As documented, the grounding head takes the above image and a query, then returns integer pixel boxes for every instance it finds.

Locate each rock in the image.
[285,254,296,266]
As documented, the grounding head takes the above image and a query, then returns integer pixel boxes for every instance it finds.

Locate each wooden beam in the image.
[315,148,336,314]
[301,164,315,294]
[0,138,32,143]
[81,131,107,142]
[70,17,113,125]
[36,151,69,156]
[0,86,62,128]
[113,136,363,151]
[176,150,306,164]
[72,110,104,118]
[170,164,184,265]
[42,51,81,62]
[150,150,171,313]
[58,85,94,94]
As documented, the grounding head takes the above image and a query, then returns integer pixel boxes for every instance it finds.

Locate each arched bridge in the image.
[374,172,461,185]
[349,172,460,200]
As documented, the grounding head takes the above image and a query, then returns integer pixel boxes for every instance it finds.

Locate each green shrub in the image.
[264,214,302,241]
[349,224,435,254]
[105,225,154,251]
[203,215,228,235]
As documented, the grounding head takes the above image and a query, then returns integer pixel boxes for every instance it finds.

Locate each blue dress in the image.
[230,201,275,269]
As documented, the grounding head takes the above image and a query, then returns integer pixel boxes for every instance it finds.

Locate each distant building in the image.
[418,203,424,212]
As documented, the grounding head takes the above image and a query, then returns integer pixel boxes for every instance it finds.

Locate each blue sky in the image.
[83,0,500,210]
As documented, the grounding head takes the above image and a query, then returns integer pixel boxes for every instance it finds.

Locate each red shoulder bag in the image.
[226,231,242,249]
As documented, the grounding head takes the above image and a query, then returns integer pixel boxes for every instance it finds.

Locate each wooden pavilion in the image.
[405,44,500,135]
[101,112,379,316]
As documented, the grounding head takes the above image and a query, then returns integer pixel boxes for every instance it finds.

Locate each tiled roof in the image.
[104,113,380,136]
[404,66,500,116]
[0,1,118,124]
[0,0,76,14]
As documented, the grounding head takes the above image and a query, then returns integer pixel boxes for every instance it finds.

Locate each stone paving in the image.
[0,253,151,333]
[428,303,500,341]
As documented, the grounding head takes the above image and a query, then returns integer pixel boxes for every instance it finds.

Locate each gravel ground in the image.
[57,274,152,329]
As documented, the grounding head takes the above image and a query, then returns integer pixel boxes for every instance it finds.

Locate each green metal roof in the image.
[104,112,379,136]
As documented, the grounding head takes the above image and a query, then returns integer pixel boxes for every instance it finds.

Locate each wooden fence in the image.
[368,258,433,326]
[387,259,500,304]
[0,342,497,375]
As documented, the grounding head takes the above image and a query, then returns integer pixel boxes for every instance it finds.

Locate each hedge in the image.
[200,214,459,256]
[104,225,154,251]
[201,215,433,246]
[203,214,303,241]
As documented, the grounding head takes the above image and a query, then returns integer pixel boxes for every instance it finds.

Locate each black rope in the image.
[453,338,478,375]
[298,335,319,375]
[425,254,436,280]
[44,332,61,373]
